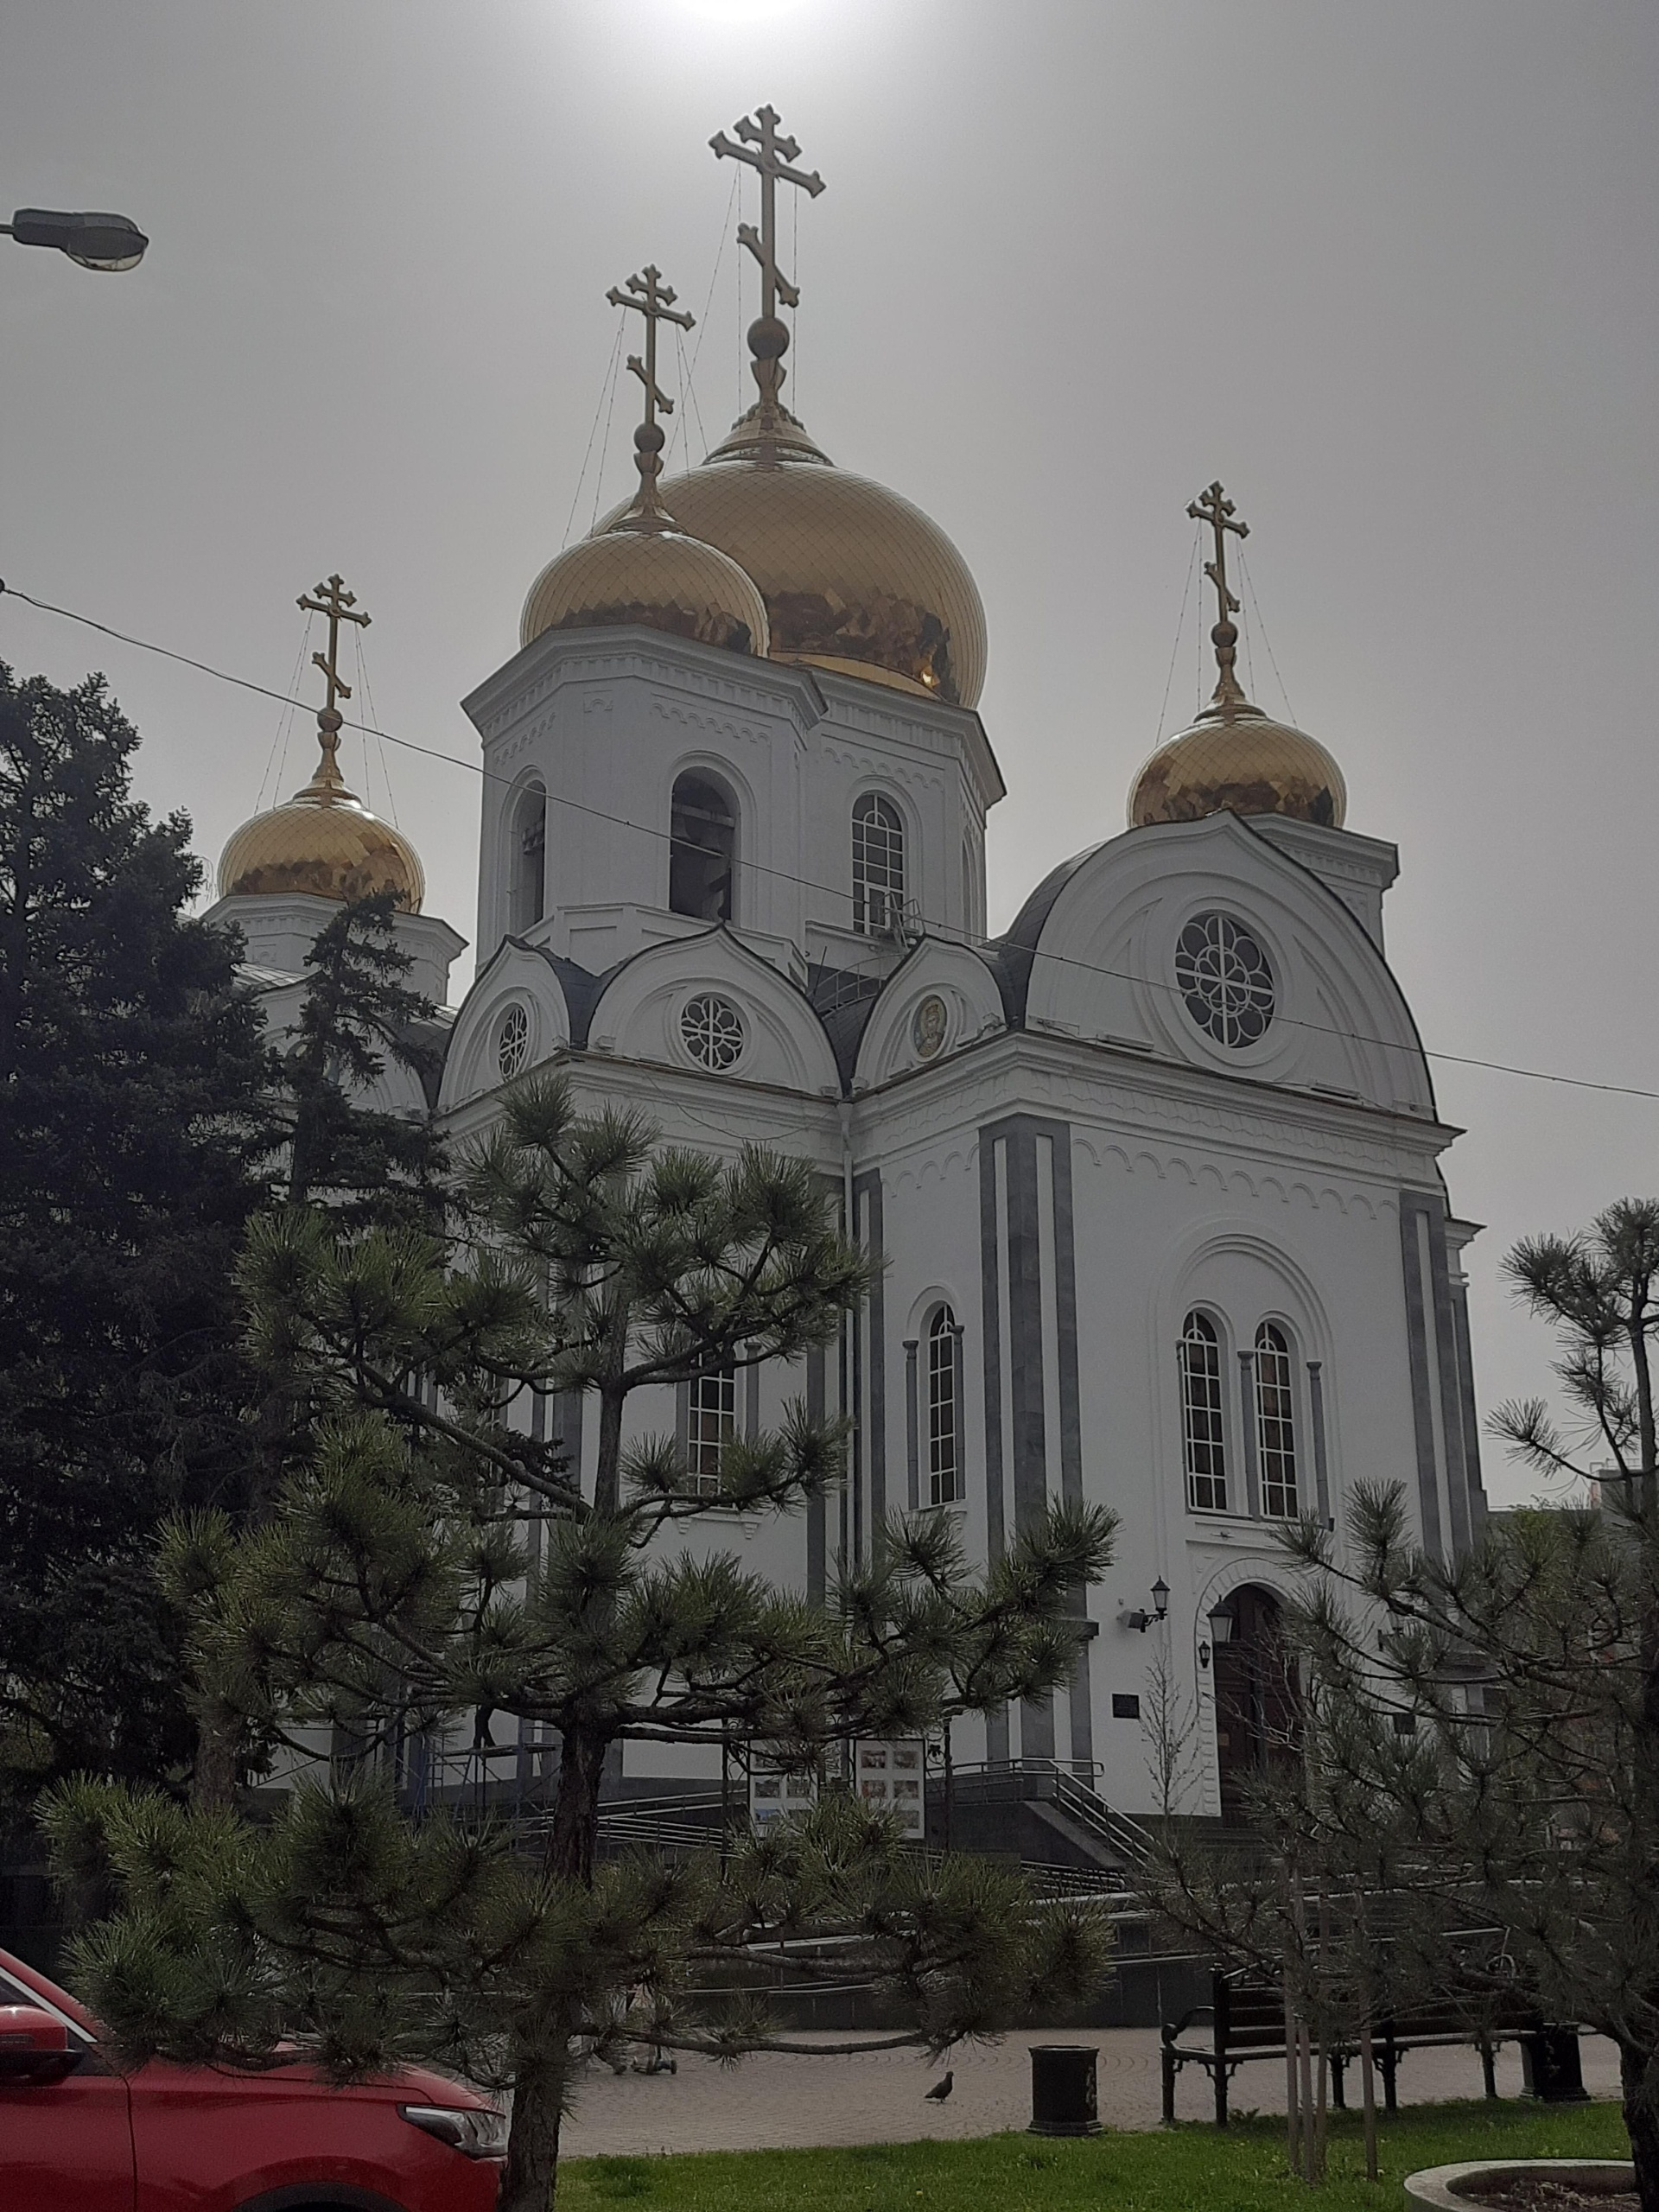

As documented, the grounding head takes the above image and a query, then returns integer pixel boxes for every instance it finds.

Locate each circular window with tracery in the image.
[680,992,746,1072]
[1175,912,1275,1048]
[497,1002,531,1079]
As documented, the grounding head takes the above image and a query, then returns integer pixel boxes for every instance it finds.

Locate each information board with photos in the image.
[747,1761,819,1831]
[853,1738,925,1840]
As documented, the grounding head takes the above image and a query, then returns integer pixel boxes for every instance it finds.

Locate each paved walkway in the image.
[562,2027,1624,2158]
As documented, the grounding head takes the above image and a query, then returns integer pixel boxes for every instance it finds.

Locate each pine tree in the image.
[49,1077,1117,2212]
[1141,1200,1659,2209]
[279,891,448,1225]
[0,664,274,1801]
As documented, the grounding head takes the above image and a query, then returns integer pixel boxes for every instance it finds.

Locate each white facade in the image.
[431,617,1486,1825]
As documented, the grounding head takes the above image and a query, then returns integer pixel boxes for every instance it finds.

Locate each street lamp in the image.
[3,207,148,272]
[1125,1577,1170,1633]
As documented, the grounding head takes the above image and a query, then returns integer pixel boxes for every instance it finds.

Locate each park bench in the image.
[1160,1972,1544,2125]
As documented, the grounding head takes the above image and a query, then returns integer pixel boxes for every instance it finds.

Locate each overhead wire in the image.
[666,168,737,469]
[560,316,626,553]
[1238,543,1297,727]
[1154,528,1201,746]
[259,613,313,807]
[4,577,1658,1109]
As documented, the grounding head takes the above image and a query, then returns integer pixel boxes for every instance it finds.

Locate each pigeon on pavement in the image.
[924,2071,954,2101]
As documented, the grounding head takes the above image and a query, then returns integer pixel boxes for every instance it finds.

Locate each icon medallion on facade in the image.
[497,1002,531,1079]
[912,994,948,1061]
[680,992,746,1072]
[1174,912,1275,1048]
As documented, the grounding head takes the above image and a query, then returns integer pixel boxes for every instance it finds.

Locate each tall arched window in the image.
[510,784,547,934]
[687,1363,736,1493]
[927,1305,961,1505]
[1254,1322,1300,1519]
[1179,1310,1228,1513]
[670,772,737,922]
[852,792,905,935]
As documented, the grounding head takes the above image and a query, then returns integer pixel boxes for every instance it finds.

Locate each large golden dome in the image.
[219,719,424,911]
[1130,699,1347,830]
[598,402,988,709]
[521,522,768,656]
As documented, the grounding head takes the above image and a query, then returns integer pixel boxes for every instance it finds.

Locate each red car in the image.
[0,1944,505,2210]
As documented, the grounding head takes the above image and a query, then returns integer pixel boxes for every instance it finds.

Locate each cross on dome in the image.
[1186,482,1249,710]
[296,572,371,790]
[607,264,696,528]
[711,105,824,425]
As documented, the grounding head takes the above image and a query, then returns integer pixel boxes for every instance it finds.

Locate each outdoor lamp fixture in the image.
[1126,1577,1170,1633]
[1199,1605,1234,1669]
[3,208,148,271]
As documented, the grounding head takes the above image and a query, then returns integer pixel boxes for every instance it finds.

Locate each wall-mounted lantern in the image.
[1126,1577,1169,1633]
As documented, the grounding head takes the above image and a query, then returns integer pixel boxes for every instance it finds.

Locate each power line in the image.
[4,577,1657,1109]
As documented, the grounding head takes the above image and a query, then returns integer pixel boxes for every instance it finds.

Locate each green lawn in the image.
[562,2098,1630,2212]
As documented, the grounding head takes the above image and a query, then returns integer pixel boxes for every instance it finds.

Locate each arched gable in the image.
[851,938,1006,1093]
[439,938,574,1111]
[586,926,841,1096]
[1019,815,1435,1116]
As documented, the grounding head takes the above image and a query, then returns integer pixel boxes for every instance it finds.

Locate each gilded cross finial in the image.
[711,104,824,418]
[1186,482,1249,710]
[296,573,371,793]
[606,264,695,528]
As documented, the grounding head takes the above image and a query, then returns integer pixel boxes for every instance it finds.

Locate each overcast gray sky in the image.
[4,1,1656,1504]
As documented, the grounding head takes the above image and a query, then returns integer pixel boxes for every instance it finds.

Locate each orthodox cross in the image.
[606,264,695,523]
[297,573,370,721]
[710,105,823,322]
[1186,481,1249,708]
[607,264,694,435]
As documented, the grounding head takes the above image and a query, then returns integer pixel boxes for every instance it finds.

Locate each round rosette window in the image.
[911,993,948,1062]
[497,1001,531,1079]
[1174,912,1275,1049]
[680,992,746,1072]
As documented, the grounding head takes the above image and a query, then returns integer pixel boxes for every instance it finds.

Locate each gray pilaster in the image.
[1398,1192,1447,1559]
[1307,1360,1332,1526]
[950,1321,966,1508]
[1424,1200,1472,1556]
[746,1358,760,1442]
[1238,1350,1262,1518]
[904,1338,920,1510]
[806,1342,827,1602]
[978,1130,1007,1561]
[855,1170,887,1550]
[1450,1280,1490,1533]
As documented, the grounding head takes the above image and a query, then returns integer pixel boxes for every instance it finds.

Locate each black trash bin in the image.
[1028,2044,1102,2136]
[1521,2028,1589,2103]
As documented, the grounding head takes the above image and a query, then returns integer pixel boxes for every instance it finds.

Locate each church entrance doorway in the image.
[1211,1584,1300,1825]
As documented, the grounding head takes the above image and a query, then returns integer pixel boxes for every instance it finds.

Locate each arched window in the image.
[1179,1310,1228,1513]
[927,1305,961,1505]
[852,792,905,935]
[1254,1322,1300,1519]
[687,1363,737,1493]
[670,772,736,922]
[510,784,547,933]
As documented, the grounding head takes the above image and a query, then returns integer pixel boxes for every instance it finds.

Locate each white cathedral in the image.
[207,110,1484,1847]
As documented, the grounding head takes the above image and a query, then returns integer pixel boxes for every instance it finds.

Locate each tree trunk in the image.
[191,1695,239,1813]
[545,1723,607,1887]
[1284,1986,1301,2175]
[594,1386,625,1513]
[1360,2017,1378,2183]
[501,2037,570,2212]
[1620,2042,1659,2212]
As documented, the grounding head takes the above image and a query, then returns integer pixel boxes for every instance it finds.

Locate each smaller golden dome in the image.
[1129,701,1347,830]
[520,524,769,656]
[219,719,424,911]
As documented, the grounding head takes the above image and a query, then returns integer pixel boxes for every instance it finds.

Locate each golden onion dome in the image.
[1129,699,1347,830]
[218,717,425,911]
[520,522,769,656]
[597,399,988,709]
